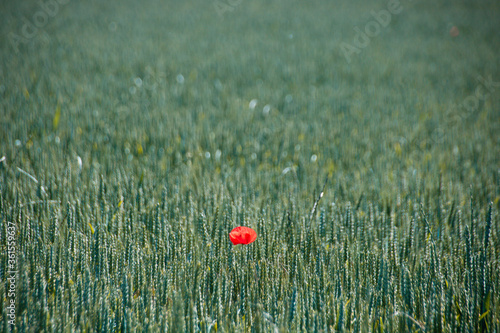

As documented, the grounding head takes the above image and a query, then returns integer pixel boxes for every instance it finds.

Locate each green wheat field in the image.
[1,0,499,331]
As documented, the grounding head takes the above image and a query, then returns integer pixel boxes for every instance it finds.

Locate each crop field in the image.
[1,0,499,331]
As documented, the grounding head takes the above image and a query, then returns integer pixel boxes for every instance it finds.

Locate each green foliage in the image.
[1,0,499,331]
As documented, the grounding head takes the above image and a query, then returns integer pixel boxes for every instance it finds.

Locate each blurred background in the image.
[1,0,499,200]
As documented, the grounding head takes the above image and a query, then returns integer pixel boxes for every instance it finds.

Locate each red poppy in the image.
[449,26,459,37]
[229,226,257,245]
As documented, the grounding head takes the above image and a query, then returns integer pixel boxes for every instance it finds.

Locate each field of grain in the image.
[1,0,499,331]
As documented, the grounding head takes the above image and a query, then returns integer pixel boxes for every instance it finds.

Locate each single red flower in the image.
[229,226,257,245]
[449,26,459,37]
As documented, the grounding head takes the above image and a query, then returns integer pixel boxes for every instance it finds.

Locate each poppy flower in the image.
[229,226,257,245]
[449,26,459,37]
